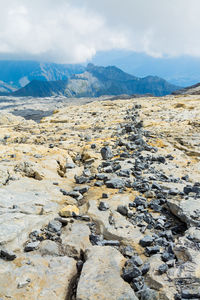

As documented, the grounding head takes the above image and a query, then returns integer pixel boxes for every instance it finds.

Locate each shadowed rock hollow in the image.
[0,94,200,299]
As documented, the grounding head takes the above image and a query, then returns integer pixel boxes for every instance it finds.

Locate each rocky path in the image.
[0,96,200,299]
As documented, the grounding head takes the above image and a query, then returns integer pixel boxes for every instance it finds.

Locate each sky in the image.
[0,0,200,63]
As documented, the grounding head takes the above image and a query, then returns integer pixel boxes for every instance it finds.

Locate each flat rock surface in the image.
[76,246,138,300]
[0,254,77,300]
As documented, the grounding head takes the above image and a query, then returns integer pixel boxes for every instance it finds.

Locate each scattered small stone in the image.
[161,252,174,262]
[102,193,109,198]
[67,190,83,200]
[131,276,144,291]
[141,263,150,275]
[146,246,160,256]
[134,196,147,208]
[105,178,125,189]
[24,241,40,252]
[83,169,92,177]
[101,240,120,246]
[123,265,142,282]
[75,175,88,184]
[73,185,89,194]
[139,236,154,247]
[117,205,128,216]
[122,246,135,258]
[47,219,62,234]
[0,248,16,261]
[158,264,168,274]
[98,201,109,211]
[100,146,113,160]
[94,181,104,187]
[66,163,76,169]
[91,144,96,149]
[17,278,31,289]
[79,215,91,221]
[130,256,143,267]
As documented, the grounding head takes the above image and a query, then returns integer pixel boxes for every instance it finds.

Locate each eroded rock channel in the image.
[0,96,200,299]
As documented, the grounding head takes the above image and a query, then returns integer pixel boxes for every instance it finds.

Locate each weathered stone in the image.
[146,246,160,256]
[0,248,16,261]
[117,205,128,216]
[158,264,168,274]
[76,246,138,300]
[123,265,142,282]
[0,254,77,299]
[140,287,159,300]
[38,240,60,256]
[139,236,154,247]
[87,196,144,246]
[105,178,125,189]
[47,220,62,233]
[100,146,113,160]
[167,198,200,227]
[59,205,79,217]
[98,201,110,211]
[24,241,40,252]
[73,185,89,194]
[131,256,143,266]
[61,222,91,258]
[141,263,150,275]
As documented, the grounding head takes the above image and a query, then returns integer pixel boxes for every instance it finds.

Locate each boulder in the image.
[167,198,200,227]
[59,205,79,217]
[76,246,138,300]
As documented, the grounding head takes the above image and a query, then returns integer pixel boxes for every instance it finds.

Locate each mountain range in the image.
[4,62,180,98]
[0,60,84,93]
[91,50,200,87]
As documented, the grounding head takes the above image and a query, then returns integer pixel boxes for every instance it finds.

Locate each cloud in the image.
[0,0,200,63]
[0,0,127,63]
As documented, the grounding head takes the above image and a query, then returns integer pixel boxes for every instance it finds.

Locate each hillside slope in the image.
[173,82,200,95]
[12,80,68,97]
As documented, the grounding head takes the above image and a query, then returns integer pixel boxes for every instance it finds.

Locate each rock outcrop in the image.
[0,94,199,299]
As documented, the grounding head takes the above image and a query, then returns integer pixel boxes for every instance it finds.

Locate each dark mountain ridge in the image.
[172,82,200,95]
[9,64,180,98]
[0,60,85,90]
[12,80,68,97]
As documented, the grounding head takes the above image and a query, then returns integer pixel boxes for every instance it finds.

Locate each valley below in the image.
[0,94,200,299]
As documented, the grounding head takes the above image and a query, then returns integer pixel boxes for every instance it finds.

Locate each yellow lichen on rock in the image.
[59,205,79,217]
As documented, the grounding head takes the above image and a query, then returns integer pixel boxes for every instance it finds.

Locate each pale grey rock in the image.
[145,255,176,299]
[0,178,62,250]
[167,198,200,226]
[61,222,91,258]
[186,227,200,242]
[38,240,60,256]
[76,246,138,300]
[87,195,144,246]
[0,254,77,299]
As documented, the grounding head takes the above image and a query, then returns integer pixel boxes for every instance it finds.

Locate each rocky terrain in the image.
[0,94,200,299]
